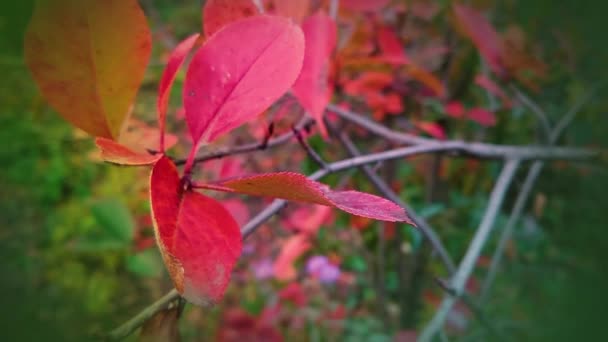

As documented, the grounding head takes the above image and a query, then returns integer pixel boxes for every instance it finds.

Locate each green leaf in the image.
[126,249,163,277]
[91,199,134,244]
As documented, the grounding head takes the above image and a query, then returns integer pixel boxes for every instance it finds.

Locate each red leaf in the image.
[416,122,446,140]
[273,234,311,281]
[278,282,307,306]
[453,4,505,77]
[218,309,283,342]
[474,74,511,108]
[285,204,333,236]
[292,12,337,137]
[202,0,259,37]
[198,172,415,224]
[377,26,410,65]
[266,0,310,24]
[341,0,390,12]
[96,137,161,165]
[445,101,465,118]
[467,107,497,127]
[150,157,242,306]
[183,15,305,147]
[158,34,200,151]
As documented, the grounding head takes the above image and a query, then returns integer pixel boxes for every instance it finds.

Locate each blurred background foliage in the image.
[1,0,607,341]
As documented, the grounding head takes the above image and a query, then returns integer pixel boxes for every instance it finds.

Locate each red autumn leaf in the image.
[292,12,337,138]
[341,0,390,12]
[25,0,151,139]
[467,107,497,127]
[278,282,308,307]
[416,122,447,140]
[474,74,511,108]
[445,101,465,118]
[266,0,310,24]
[183,15,305,148]
[150,157,242,306]
[202,0,259,38]
[273,234,311,281]
[198,172,415,224]
[96,138,161,166]
[158,34,200,151]
[95,120,178,165]
[217,309,283,342]
[222,198,251,226]
[343,71,393,96]
[377,26,410,65]
[284,204,334,236]
[453,4,505,77]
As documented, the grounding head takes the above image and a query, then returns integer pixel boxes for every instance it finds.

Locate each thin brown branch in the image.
[174,117,313,166]
[327,104,597,160]
[104,289,180,341]
[419,159,521,342]
[326,121,457,274]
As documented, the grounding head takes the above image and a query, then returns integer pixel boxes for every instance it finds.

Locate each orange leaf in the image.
[25,0,151,139]
[95,138,161,166]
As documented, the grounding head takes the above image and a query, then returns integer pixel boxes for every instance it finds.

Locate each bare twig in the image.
[251,0,265,13]
[327,104,596,160]
[105,289,180,341]
[511,85,552,140]
[174,117,313,166]
[292,126,330,170]
[418,159,520,342]
[326,121,457,274]
[480,84,604,299]
[329,0,340,19]
[434,278,507,341]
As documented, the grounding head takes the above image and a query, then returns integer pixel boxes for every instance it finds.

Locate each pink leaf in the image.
[198,172,415,224]
[273,234,311,281]
[202,0,259,37]
[292,12,337,138]
[416,122,446,140]
[150,157,242,306]
[377,26,410,65]
[183,15,305,148]
[467,107,497,127]
[474,74,511,107]
[445,101,465,118]
[453,4,505,77]
[285,204,334,236]
[158,34,200,151]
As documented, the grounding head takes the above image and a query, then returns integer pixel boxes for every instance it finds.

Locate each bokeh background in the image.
[1,1,607,341]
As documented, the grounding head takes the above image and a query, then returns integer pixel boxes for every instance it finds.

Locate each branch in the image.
[105,289,180,341]
[510,85,552,140]
[480,83,604,300]
[418,159,521,342]
[326,121,457,274]
[434,278,507,341]
[174,117,313,166]
[327,104,597,160]
[108,115,596,339]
